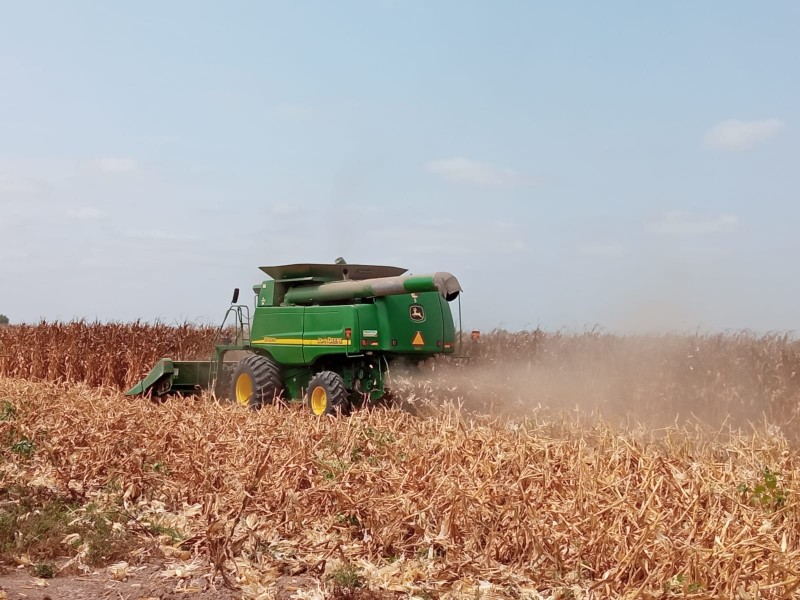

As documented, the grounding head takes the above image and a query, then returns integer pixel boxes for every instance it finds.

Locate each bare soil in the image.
[0,563,239,600]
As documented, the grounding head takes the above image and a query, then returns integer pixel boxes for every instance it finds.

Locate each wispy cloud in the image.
[426,157,526,187]
[577,242,627,259]
[89,157,140,173]
[704,119,784,151]
[646,211,739,235]
[65,206,105,220]
[0,175,45,195]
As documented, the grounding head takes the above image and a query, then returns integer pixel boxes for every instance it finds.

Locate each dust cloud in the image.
[385,331,800,439]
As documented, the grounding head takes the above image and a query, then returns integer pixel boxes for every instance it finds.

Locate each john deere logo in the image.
[409,305,425,322]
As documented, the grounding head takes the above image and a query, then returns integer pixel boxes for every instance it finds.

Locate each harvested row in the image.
[0,378,798,598]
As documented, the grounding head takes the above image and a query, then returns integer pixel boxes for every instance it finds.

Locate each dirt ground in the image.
[0,565,393,600]
[0,562,240,600]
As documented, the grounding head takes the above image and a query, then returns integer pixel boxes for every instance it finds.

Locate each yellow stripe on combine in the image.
[252,337,303,345]
[251,337,351,346]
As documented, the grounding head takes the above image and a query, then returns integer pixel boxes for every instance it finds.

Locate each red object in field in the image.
[471,330,481,342]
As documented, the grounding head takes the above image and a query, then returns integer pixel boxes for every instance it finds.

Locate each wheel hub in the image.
[235,373,253,406]
[310,386,328,415]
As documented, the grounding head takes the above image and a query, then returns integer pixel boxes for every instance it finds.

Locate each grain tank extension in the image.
[126,260,463,415]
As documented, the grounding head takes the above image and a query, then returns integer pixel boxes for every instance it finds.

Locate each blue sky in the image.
[1,2,798,332]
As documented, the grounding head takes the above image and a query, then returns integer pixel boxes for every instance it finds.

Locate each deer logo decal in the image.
[409,305,426,322]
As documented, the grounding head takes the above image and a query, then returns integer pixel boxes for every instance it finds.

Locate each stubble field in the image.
[1,322,800,599]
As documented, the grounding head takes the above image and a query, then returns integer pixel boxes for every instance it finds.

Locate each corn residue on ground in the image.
[1,377,798,599]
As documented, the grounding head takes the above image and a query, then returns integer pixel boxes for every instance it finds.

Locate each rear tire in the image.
[306,371,349,416]
[230,354,283,410]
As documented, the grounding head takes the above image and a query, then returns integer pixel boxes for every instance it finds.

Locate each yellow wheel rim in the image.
[235,373,253,407]
[310,386,328,415]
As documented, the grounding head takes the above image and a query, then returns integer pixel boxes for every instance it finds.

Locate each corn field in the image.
[2,322,800,598]
[0,321,217,389]
[3,322,799,432]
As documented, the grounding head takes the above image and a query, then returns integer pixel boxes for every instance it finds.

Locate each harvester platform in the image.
[125,358,236,398]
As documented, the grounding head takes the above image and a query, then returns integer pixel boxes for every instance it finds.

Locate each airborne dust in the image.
[386,329,800,439]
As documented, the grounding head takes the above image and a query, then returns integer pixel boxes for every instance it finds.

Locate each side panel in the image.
[376,292,452,355]
[249,306,306,365]
[170,360,216,390]
[355,304,381,351]
[440,295,457,353]
[302,306,359,364]
[256,280,276,307]
[125,359,227,396]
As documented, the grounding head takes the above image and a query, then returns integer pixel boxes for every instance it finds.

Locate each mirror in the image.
[231,288,240,304]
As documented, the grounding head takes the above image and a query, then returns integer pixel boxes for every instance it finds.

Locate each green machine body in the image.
[127,260,463,415]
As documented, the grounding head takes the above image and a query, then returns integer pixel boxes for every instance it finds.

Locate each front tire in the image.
[230,354,283,410]
[306,371,349,416]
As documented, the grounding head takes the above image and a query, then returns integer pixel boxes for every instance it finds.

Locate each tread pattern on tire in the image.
[233,353,283,409]
[308,370,349,415]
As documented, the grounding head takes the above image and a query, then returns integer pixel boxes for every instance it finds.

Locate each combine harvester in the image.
[127,260,464,415]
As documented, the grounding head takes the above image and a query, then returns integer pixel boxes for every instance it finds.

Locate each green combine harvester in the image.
[127,259,463,415]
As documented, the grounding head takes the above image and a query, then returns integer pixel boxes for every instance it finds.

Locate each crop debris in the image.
[1,323,799,598]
